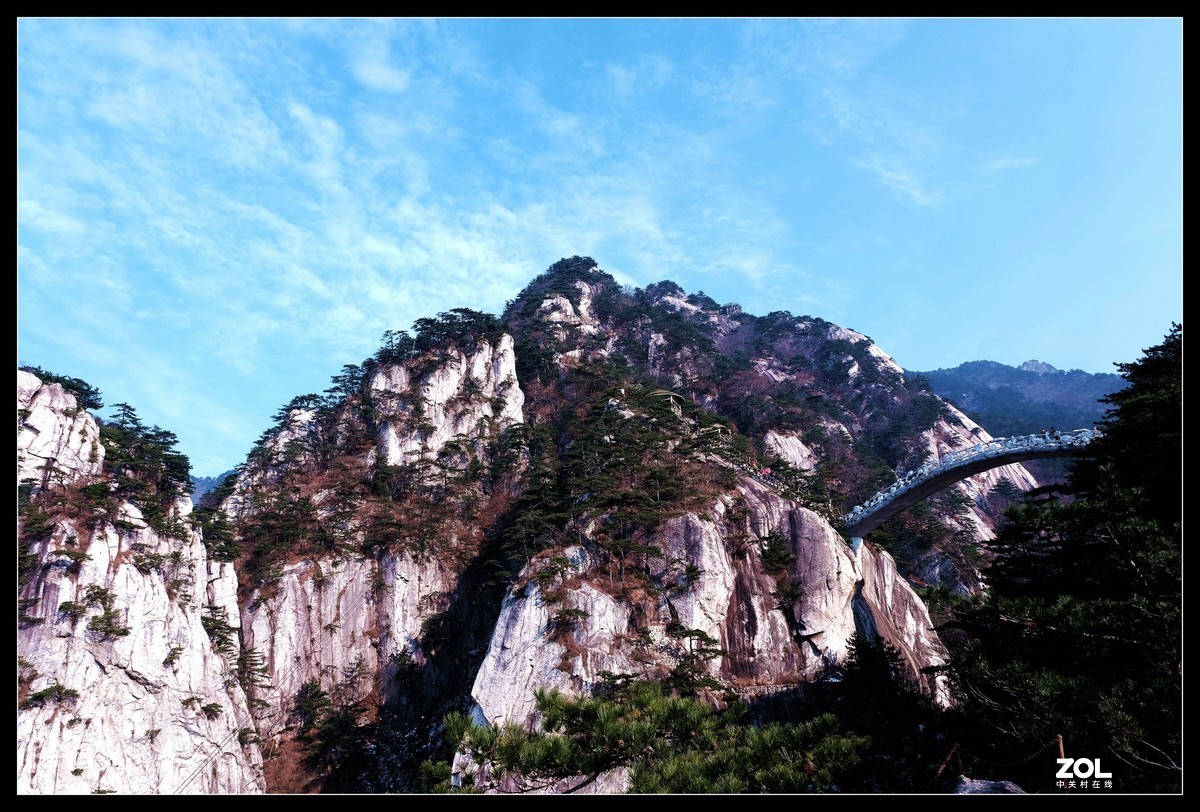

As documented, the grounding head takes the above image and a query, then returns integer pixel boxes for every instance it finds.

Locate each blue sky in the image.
[17,19,1182,476]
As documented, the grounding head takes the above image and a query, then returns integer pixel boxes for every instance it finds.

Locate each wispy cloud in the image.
[817,82,944,206]
[16,199,88,236]
[851,155,941,207]
[730,22,947,207]
[692,67,777,119]
[512,78,607,159]
[351,37,412,93]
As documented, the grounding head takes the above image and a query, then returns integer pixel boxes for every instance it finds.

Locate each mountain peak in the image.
[1017,359,1059,374]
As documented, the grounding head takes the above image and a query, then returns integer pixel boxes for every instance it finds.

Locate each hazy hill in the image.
[911,359,1125,438]
[190,470,235,505]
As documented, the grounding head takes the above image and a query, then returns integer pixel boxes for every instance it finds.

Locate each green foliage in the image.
[236,648,271,698]
[86,610,130,640]
[131,550,167,574]
[550,607,589,640]
[374,328,418,365]
[18,480,56,541]
[827,633,951,791]
[201,605,238,656]
[504,255,608,321]
[291,657,379,788]
[758,532,795,574]
[661,625,727,694]
[948,325,1182,793]
[916,360,1123,438]
[20,365,104,411]
[52,547,91,574]
[102,404,191,492]
[17,478,37,509]
[17,597,45,627]
[79,584,129,637]
[856,379,948,471]
[193,504,240,562]
[20,681,80,710]
[98,403,192,536]
[411,308,505,357]
[866,496,968,567]
[292,679,333,734]
[238,490,324,585]
[18,540,40,588]
[81,584,115,609]
[434,680,868,793]
[57,601,86,622]
[774,576,804,608]
[1077,322,1181,523]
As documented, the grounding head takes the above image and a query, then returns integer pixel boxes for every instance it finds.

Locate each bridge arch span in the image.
[844,429,1099,538]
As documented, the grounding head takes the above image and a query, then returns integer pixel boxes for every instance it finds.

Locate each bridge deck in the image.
[843,430,1098,537]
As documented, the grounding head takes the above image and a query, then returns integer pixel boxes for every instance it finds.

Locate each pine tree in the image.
[431,679,869,793]
[950,325,1181,792]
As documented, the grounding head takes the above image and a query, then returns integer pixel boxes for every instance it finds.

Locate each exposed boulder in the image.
[17,369,105,487]
[372,334,524,467]
[953,775,1026,794]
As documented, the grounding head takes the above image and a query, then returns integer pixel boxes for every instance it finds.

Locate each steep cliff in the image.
[371,332,524,467]
[17,369,105,486]
[240,553,454,739]
[204,323,529,791]
[470,476,951,733]
[17,372,264,794]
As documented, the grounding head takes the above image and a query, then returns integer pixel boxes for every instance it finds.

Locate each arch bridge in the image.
[843,429,1100,539]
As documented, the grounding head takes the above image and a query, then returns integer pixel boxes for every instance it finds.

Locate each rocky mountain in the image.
[910,359,1125,486]
[17,257,1044,794]
[190,471,235,506]
[911,359,1125,438]
[17,371,264,794]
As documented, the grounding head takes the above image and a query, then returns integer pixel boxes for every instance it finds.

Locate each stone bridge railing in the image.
[843,428,1100,531]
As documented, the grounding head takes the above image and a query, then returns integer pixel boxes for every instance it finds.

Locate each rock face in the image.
[954,775,1026,794]
[632,279,1038,594]
[17,372,264,795]
[923,405,1040,527]
[901,405,1041,594]
[855,546,952,705]
[372,334,524,467]
[223,331,528,737]
[17,369,105,486]
[763,430,818,471]
[471,478,951,732]
[240,552,453,736]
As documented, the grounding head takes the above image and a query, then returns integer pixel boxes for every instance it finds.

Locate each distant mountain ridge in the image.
[910,359,1126,439]
[189,470,235,505]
